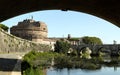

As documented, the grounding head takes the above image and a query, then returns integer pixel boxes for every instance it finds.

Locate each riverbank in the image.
[21,51,120,75]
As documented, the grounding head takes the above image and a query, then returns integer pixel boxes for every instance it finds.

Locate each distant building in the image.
[113,40,117,44]
[10,19,48,42]
[67,34,71,40]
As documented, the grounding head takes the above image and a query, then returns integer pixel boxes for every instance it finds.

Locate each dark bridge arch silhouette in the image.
[0,0,120,27]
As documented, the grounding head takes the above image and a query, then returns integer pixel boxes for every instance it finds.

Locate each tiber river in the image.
[47,67,120,75]
[46,56,120,75]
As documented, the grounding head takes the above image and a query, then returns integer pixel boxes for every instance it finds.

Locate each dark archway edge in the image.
[0,0,120,27]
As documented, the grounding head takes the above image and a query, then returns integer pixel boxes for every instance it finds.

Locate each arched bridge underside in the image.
[1,0,120,27]
[72,44,120,55]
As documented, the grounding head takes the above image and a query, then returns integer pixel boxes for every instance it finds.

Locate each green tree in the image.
[82,36,103,45]
[68,38,79,41]
[54,40,70,54]
[0,24,9,31]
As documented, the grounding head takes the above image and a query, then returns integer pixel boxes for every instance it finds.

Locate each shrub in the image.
[0,24,9,31]
[54,40,70,54]
[82,36,103,45]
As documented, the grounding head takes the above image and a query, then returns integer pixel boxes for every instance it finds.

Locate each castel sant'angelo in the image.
[10,18,55,45]
[10,18,82,47]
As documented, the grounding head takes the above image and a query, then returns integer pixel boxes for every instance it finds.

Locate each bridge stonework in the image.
[72,44,120,55]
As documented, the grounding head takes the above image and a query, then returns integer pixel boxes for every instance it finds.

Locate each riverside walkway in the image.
[0,53,25,75]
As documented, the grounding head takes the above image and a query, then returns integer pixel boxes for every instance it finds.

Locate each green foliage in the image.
[22,50,120,74]
[22,51,58,75]
[54,55,72,68]
[54,55,101,69]
[23,51,38,64]
[23,67,44,75]
[0,24,9,31]
[68,38,79,41]
[70,50,78,56]
[82,36,103,45]
[54,40,70,54]
[23,51,60,68]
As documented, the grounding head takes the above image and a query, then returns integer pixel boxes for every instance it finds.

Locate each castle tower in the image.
[10,19,48,42]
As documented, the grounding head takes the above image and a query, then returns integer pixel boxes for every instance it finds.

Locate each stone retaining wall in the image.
[0,28,51,53]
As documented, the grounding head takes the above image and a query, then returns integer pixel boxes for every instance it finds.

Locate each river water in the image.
[47,67,120,75]
[47,55,120,75]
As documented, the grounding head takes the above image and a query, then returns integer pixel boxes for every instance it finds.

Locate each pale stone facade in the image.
[10,19,48,42]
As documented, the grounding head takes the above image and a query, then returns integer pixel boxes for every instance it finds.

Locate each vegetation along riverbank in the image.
[21,38,120,75]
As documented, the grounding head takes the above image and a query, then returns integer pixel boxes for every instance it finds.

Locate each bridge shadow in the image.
[0,58,21,71]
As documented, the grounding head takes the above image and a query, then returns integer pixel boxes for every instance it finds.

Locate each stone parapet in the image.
[0,28,51,53]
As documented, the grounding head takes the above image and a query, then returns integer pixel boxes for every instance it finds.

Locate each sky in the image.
[1,10,120,44]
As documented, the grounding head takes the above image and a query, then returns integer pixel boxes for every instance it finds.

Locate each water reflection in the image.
[47,55,120,75]
[47,67,120,75]
[22,52,120,75]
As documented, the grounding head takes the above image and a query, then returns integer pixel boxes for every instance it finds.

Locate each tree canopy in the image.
[82,36,103,45]
[54,40,70,54]
[68,38,79,41]
[0,24,9,31]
